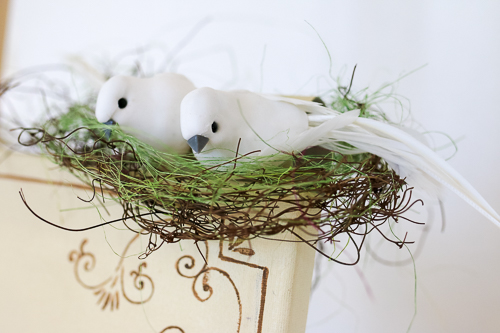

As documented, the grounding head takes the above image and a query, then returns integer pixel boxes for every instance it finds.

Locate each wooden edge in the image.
[0,0,9,74]
[0,172,116,195]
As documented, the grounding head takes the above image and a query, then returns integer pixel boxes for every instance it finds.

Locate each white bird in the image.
[180,87,500,227]
[95,73,195,154]
[180,88,359,161]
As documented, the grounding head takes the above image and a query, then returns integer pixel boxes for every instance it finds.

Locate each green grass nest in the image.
[16,88,422,262]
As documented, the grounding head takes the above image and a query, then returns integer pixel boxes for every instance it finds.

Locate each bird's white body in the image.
[180,87,500,227]
[95,73,195,154]
[180,87,310,161]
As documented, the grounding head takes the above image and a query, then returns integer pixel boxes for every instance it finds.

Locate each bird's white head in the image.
[180,87,227,154]
[95,75,133,126]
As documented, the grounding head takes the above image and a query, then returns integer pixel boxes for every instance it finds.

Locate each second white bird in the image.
[95,73,195,154]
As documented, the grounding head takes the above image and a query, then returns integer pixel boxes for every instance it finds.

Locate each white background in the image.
[2,1,500,332]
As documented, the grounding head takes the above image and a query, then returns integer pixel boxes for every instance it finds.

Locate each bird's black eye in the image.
[118,98,128,109]
[211,121,218,133]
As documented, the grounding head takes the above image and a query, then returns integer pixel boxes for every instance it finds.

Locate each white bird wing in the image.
[258,93,335,115]
[257,93,500,226]
[257,93,357,155]
[258,110,360,156]
[322,117,500,226]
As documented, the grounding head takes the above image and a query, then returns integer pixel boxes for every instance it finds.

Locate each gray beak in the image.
[187,135,209,153]
[102,119,117,140]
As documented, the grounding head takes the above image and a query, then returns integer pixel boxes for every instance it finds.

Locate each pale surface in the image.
[0,149,315,333]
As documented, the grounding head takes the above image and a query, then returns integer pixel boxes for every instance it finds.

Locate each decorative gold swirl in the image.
[175,242,242,332]
[69,239,111,290]
[69,234,154,310]
[122,262,154,304]
[176,255,202,279]
[219,239,269,333]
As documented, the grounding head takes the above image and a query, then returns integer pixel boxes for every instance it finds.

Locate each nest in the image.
[17,103,422,261]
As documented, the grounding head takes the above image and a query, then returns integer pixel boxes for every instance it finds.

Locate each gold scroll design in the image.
[176,241,242,332]
[68,234,154,311]
[220,239,269,333]
[175,239,269,333]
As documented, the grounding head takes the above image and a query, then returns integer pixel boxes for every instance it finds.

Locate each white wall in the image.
[2,1,500,332]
